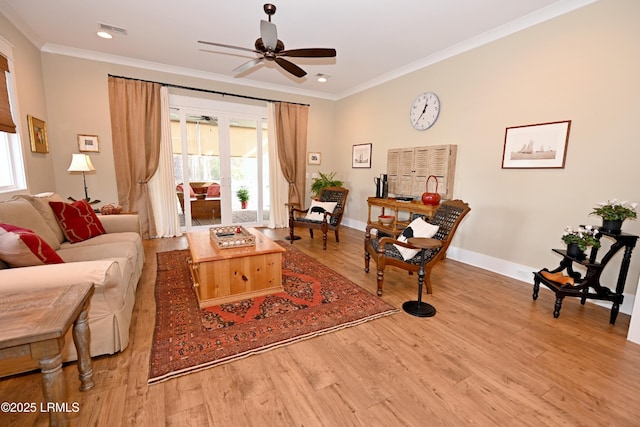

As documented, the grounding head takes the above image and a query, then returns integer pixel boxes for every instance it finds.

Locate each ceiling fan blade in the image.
[279,48,337,58]
[274,57,307,78]
[198,40,259,54]
[260,20,278,50]
[233,57,265,74]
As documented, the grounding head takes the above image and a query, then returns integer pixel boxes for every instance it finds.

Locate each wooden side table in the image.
[403,237,442,317]
[0,283,95,426]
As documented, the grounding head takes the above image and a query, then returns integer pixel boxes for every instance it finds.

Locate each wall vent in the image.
[98,23,128,36]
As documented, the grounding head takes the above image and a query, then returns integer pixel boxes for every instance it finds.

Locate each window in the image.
[0,39,27,193]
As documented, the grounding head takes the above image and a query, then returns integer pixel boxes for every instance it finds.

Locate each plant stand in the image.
[533,228,638,324]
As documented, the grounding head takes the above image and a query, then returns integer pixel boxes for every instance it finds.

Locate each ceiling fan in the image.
[198,3,336,78]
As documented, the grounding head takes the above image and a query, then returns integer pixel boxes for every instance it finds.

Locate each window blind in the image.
[0,54,17,134]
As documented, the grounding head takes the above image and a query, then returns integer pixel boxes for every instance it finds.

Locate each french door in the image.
[170,95,269,230]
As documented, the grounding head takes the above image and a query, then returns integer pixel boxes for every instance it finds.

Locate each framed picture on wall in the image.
[352,143,372,168]
[78,134,100,152]
[308,152,321,165]
[28,115,48,153]
[501,120,571,169]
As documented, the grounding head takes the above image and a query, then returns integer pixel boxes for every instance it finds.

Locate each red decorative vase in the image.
[421,175,441,206]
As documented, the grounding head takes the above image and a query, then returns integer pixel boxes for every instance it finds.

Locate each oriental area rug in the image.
[148,242,398,384]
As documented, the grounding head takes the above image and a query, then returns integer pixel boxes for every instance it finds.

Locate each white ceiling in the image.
[0,0,594,100]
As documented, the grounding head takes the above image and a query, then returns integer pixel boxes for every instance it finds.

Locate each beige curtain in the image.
[274,102,308,207]
[267,103,289,228]
[108,76,161,239]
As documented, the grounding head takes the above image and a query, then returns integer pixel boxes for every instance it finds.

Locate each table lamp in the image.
[67,153,99,204]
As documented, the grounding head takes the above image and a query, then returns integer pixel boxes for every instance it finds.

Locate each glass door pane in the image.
[229,118,260,226]
[169,96,269,231]
[172,113,223,229]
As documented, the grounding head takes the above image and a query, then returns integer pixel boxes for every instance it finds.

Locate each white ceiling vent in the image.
[98,23,128,36]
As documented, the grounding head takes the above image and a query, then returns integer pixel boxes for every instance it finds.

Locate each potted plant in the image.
[561,225,601,258]
[590,199,637,233]
[310,172,343,197]
[236,186,250,209]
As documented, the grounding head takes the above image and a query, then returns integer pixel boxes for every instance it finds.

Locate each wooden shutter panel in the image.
[0,54,17,134]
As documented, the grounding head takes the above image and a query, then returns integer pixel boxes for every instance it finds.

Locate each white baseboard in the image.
[344,218,635,316]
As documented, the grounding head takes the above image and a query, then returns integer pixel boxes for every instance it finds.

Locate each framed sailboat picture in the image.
[502,120,571,169]
[352,143,372,168]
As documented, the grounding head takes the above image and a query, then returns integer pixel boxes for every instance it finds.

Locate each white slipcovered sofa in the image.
[0,193,144,376]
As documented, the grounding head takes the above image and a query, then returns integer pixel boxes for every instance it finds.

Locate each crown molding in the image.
[40,43,340,102]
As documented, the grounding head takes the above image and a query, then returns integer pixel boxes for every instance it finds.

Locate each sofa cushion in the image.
[0,223,65,267]
[14,192,67,245]
[0,198,60,250]
[49,200,106,243]
[394,217,440,260]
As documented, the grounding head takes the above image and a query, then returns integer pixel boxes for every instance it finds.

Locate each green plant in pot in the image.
[561,225,601,257]
[236,186,250,209]
[590,199,637,233]
[310,172,343,197]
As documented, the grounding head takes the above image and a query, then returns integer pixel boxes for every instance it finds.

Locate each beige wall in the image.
[334,0,640,295]
[0,12,55,194]
[2,0,639,298]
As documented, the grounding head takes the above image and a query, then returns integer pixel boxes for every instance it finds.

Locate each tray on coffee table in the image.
[209,225,256,249]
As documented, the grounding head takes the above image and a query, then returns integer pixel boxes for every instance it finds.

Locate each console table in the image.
[367,197,438,231]
[533,228,638,324]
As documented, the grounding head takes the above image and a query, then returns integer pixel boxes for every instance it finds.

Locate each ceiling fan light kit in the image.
[198,3,336,78]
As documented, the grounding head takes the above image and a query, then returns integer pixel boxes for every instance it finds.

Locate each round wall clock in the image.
[410,92,440,130]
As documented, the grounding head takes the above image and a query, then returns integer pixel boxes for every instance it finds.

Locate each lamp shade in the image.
[67,153,95,172]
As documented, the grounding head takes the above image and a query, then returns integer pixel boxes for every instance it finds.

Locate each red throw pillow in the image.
[0,223,65,267]
[49,200,106,243]
[176,184,196,197]
[206,183,221,198]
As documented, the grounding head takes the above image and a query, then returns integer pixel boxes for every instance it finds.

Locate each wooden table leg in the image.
[72,299,94,391]
[39,350,68,427]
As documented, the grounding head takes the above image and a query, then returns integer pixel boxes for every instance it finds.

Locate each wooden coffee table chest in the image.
[186,228,286,307]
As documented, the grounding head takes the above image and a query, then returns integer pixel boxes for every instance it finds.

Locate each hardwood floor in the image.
[2,226,640,426]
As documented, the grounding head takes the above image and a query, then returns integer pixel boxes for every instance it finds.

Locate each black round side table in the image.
[402,237,442,317]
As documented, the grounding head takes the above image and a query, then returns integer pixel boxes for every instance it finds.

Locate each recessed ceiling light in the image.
[316,73,329,83]
[97,31,113,39]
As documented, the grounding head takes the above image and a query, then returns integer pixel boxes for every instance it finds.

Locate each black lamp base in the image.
[402,300,436,317]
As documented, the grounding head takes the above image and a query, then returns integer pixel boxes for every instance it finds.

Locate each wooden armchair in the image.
[289,186,349,250]
[364,199,470,296]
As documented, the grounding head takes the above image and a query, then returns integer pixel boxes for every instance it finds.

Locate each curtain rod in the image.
[108,74,310,107]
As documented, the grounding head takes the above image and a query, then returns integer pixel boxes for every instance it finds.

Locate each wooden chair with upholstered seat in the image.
[364,199,470,296]
[288,186,349,250]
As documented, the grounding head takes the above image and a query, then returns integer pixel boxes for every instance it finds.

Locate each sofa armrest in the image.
[98,214,141,235]
[0,260,126,309]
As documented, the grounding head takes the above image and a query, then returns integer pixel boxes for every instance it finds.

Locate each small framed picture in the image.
[502,120,571,169]
[78,134,100,152]
[28,115,48,154]
[352,143,372,168]
[308,152,321,165]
